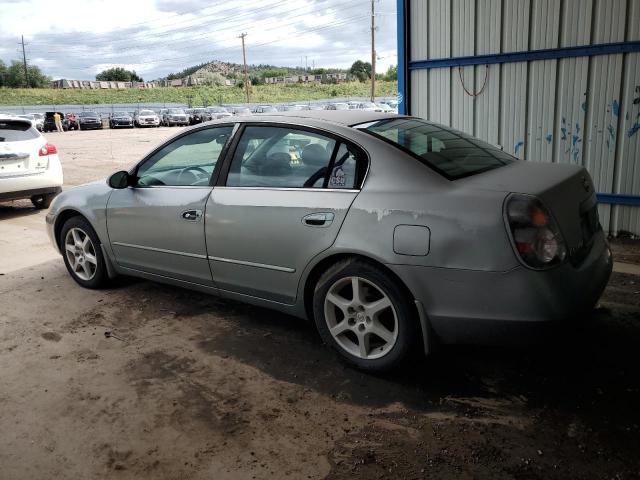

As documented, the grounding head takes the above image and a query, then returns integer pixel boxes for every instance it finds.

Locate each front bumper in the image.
[388,230,613,345]
[80,122,102,129]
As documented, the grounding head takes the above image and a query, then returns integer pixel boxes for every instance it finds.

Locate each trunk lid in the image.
[459,161,600,261]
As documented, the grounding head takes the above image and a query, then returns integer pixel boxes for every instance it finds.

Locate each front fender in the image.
[48,180,113,254]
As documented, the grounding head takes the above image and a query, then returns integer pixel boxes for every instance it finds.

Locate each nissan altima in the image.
[45,111,612,371]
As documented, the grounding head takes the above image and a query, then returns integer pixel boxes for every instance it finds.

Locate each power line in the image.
[65,13,369,72]
[38,0,363,57]
[29,0,341,49]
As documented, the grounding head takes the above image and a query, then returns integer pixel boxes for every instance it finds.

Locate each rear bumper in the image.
[388,230,613,345]
[0,160,63,198]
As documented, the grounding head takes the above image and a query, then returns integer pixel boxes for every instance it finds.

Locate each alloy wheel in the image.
[324,276,398,360]
[64,227,98,281]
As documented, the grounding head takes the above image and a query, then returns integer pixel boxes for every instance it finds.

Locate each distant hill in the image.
[163,60,346,81]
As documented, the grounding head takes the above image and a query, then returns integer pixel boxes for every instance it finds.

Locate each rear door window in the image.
[225,125,366,189]
[226,126,336,188]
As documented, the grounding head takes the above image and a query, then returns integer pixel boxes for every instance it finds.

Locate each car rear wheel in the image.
[313,259,418,372]
[31,193,55,209]
[60,217,108,289]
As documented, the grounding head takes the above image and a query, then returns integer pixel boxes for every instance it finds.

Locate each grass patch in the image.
[0,81,397,107]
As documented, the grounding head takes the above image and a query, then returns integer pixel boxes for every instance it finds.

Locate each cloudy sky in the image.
[0,0,397,80]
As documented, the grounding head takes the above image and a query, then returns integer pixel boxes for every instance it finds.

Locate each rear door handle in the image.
[181,209,203,222]
[302,212,335,227]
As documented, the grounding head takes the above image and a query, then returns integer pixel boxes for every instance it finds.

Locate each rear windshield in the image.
[0,120,39,142]
[358,117,516,180]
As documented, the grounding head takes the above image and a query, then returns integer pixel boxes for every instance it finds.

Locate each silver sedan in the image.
[46,111,613,371]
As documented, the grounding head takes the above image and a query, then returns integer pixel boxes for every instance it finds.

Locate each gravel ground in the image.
[1,127,639,479]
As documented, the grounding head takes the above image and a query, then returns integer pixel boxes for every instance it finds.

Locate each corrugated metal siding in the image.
[407,0,640,235]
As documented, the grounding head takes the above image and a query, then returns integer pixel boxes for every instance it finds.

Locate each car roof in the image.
[239,110,394,126]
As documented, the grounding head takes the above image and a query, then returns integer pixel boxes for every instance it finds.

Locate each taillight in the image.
[39,143,57,156]
[505,194,567,269]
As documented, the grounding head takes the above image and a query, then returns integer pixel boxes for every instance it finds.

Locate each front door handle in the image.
[302,212,335,227]
[181,209,203,222]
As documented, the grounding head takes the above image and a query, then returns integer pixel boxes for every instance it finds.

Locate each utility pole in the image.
[370,0,376,102]
[305,56,308,71]
[20,35,29,88]
[239,33,250,104]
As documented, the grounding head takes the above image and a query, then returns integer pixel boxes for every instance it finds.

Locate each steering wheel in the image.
[177,166,210,185]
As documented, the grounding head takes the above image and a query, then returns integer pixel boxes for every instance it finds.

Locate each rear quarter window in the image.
[0,121,39,142]
[359,118,516,180]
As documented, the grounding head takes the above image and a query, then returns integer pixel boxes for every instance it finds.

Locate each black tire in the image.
[31,193,56,209]
[59,216,109,289]
[313,258,418,372]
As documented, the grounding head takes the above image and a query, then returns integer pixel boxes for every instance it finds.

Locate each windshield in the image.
[359,117,516,180]
[168,109,184,114]
[79,112,98,117]
[139,110,155,116]
[208,107,227,113]
[113,111,129,116]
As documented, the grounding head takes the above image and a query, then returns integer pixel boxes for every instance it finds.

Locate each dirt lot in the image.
[1,128,640,479]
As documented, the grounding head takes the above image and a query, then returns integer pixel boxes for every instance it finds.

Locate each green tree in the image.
[0,60,6,87]
[349,60,372,82]
[385,65,397,81]
[96,67,143,82]
[4,60,50,87]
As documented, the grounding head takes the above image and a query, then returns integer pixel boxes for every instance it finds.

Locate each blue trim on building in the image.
[396,0,407,115]
[596,193,640,207]
[396,6,640,206]
[409,41,640,70]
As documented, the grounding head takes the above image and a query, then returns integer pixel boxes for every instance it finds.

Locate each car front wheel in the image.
[313,259,418,372]
[60,217,108,289]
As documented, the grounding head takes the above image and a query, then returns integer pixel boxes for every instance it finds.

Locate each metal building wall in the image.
[402,0,640,235]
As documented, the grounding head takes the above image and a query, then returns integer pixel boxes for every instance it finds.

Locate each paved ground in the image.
[1,128,639,479]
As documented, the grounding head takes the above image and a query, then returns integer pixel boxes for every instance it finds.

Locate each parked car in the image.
[189,108,210,125]
[0,115,63,208]
[43,112,70,132]
[28,113,45,131]
[65,113,80,130]
[77,111,102,130]
[253,105,278,114]
[325,103,350,111]
[45,112,612,372]
[376,103,395,113]
[110,111,134,129]
[355,102,383,112]
[206,106,232,120]
[231,107,252,116]
[161,108,189,126]
[135,110,160,128]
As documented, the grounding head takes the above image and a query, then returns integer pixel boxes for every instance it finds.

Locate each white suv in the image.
[0,115,63,209]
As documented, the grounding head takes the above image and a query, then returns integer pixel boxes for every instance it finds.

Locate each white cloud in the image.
[0,0,397,80]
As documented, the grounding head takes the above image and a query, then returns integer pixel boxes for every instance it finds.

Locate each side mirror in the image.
[108,170,130,189]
